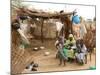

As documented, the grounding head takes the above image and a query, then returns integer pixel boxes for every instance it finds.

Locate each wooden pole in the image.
[71,22,73,34]
[41,18,44,43]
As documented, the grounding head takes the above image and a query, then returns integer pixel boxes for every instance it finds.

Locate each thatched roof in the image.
[12,5,74,19]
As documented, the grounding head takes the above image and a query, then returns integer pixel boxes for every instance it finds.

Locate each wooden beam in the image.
[25,10,73,19]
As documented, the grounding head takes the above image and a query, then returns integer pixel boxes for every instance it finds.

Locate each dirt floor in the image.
[22,39,96,74]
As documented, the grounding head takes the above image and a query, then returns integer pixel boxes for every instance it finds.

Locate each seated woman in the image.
[65,34,76,47]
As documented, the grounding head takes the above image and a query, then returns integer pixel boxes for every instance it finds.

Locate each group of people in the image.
[55,34,87,66]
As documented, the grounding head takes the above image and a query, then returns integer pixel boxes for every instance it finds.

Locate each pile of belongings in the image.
[26,61,38,71]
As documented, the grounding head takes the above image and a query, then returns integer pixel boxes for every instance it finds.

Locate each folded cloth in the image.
[67,49,75,59]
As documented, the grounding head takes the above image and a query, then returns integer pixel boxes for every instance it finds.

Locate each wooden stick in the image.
[41,19,44,43]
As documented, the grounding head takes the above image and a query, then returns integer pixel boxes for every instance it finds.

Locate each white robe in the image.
[56,22,64,32]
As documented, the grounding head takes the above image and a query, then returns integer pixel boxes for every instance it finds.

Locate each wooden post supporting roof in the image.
[41,18,44,43]
[60,16,73,39]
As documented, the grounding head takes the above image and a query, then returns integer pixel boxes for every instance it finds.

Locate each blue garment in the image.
[72,15,80,24]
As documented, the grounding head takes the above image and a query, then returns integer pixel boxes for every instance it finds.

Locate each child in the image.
[57,43,68,66]
[55,36,64,49]
[75,39,87,64]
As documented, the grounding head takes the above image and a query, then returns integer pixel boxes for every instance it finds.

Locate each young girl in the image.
[57,43,68,66]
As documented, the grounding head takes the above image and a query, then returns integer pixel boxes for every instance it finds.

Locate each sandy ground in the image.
[22,39,96,74]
